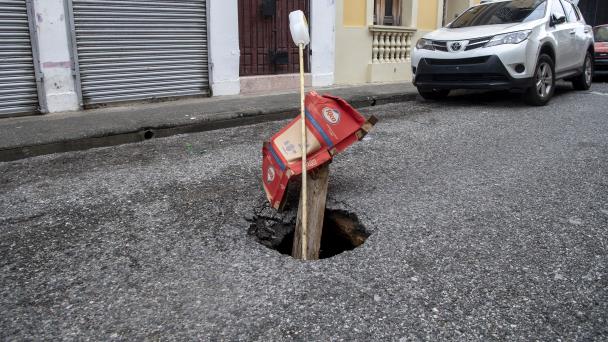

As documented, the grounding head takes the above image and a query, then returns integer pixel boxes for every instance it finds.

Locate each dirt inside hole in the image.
[247,200,370,259]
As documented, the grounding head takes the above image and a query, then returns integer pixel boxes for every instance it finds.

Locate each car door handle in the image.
[569,30,576,35]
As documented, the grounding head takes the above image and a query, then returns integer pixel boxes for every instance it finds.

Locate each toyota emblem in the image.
[451,42,462,51]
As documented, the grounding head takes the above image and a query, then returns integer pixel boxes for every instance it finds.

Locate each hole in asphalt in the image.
[143,130,154,140]
[247,200,370,259]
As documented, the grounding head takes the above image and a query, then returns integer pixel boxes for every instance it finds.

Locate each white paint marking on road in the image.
[589,91,608,96]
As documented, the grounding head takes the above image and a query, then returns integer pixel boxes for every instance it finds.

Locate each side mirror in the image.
[551,14,567,26]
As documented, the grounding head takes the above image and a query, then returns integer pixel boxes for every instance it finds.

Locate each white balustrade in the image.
[369,26,416,64]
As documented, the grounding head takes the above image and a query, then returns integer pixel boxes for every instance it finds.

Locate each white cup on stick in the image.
[289,10,310,47]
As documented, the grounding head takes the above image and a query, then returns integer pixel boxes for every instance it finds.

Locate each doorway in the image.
[238,0,310,76]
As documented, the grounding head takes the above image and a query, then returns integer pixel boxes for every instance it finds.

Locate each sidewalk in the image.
[0,82,417,162]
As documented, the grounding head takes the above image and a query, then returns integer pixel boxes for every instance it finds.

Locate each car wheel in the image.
[525,54,555,106]
[572,51,593,90]
[418,88,450,100]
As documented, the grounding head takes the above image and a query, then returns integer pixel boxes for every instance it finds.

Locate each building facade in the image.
[208,0,336,96]
[4,0,603,118]
[1,0,490,118]
[0,0,337,117]
[1,0,215,117]
[333,0,480,85]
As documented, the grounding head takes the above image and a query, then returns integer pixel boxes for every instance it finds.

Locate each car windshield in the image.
[594,26,608,42]
[450,0,547,28]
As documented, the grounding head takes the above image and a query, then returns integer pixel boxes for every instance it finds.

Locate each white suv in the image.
[411,0,594,105]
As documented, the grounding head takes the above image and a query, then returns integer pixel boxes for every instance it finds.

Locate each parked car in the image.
[593,25,608,75]
[412,0,594,106]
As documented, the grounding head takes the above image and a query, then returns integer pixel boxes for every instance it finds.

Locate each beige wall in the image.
[335,0,450,85]
[417,0,439,31]
[343,0,367,26]
[334,0,374,84]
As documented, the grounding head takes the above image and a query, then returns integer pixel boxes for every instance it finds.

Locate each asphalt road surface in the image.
[1,82,607,340]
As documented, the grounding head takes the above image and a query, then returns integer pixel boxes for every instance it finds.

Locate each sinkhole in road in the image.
[247,202,370,259]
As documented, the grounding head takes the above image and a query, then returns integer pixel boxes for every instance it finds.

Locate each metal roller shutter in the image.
[0,0,40,117]
[71,0,210,106]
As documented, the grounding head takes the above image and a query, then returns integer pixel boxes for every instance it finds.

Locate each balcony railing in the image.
[369,25,417,64]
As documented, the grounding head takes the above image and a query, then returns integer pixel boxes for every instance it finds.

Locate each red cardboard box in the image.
[262,91,372,209]
[304,93,367,154]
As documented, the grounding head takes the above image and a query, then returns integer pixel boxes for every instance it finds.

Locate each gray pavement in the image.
[1,81,607,340]
[0,82,416,162]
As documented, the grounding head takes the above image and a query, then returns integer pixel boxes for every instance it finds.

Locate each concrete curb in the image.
[0,90,417,162]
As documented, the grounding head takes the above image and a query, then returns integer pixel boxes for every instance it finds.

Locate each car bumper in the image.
[413,55,535,90]
[594,57,608,74]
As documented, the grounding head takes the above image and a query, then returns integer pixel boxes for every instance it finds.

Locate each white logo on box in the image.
[266,167,275,183]
[322,107,340,125]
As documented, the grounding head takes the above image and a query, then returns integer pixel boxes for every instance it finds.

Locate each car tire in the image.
[418,88,450,100]
[571,51,593,90]
[524,54,555,106]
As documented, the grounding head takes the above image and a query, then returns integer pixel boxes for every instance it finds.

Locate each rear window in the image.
[450,0,547,28]
[595,26,608,42]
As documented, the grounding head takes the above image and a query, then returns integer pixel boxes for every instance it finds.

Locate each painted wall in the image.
[311,0,336,87]
[403,0,418,27]
[335,0,446,84]
[207,0,240,96]
[32,0,79,113]
[417,0,439,31]
[334,0,373,84]
[343,0,366,26]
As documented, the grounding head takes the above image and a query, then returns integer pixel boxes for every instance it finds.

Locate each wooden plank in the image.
[355,115,379,140]
[292,163,330,260]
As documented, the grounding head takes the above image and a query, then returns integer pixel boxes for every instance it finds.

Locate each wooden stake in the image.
[293,163,330,260]
[298,43,308,260]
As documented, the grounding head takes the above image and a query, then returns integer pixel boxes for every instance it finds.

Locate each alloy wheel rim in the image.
[536,62,553,99]
[585,56,592,85]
